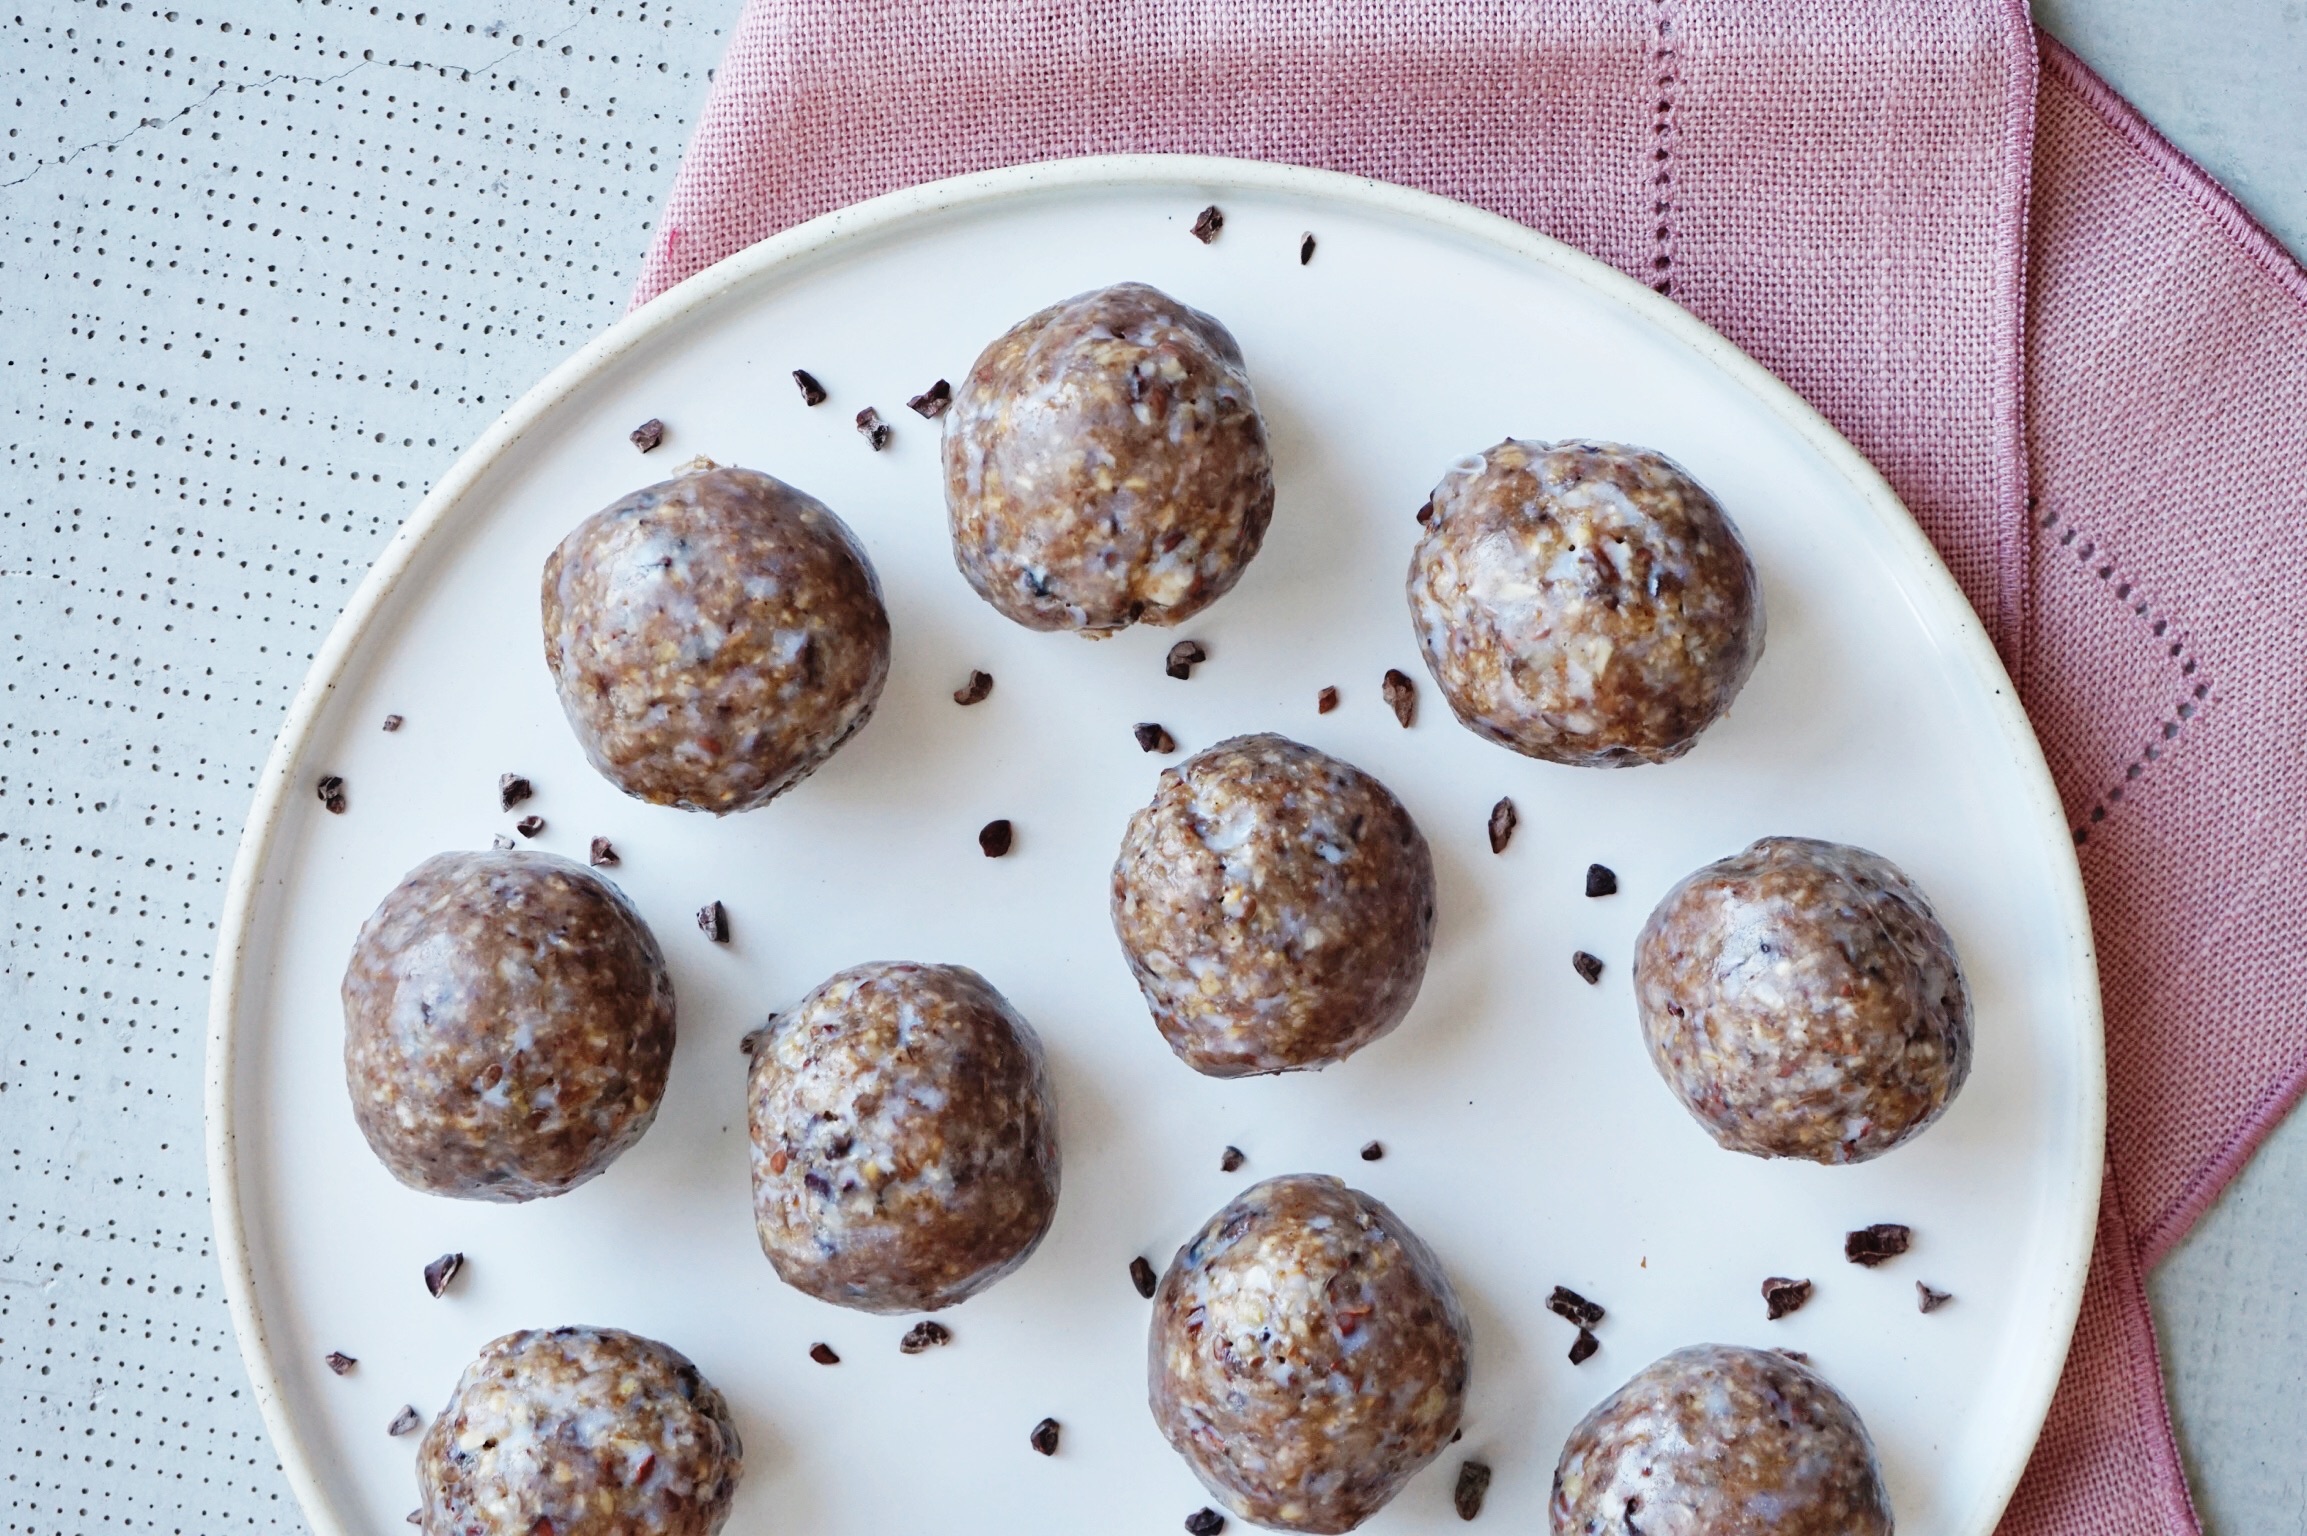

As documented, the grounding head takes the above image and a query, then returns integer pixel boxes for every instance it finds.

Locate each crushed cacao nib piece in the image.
[1220,1145,1245,1173]
[1585,863,1618,898]
[855,406,891,450]
[1416,496,1437,526]
[629,418,666,453]
[1487,798,1517,854]
[1317,685,1339,714]
[792,368,828,406]
[387,1405,421,1437]
[1572,951,1605,985]
[1359,1140,1385,1161]
[809,1342,840,1365]
[907,379,953,418]
[317,775,347,815]
[381,713,403,732]
[953,670,994,706]
[324,1351,357,1376]
[978,819,1014,858]
[739,1017,777,1056]
[1186,1509,1227,1536]
[1775,1348,1811,1364]
[491,834,516,850]
[696,901,730,943]
[1917,1282,1954,1313]
[1165,639,1207,680]
[422,1252,463,1298]
[1030,1416,1061,1456]
[1762,1276,1814,1320]
[514,814,545,838]
[899,1320,953,1354]
[588,836,617,867]
[1299,231,1317,265]
[1845,1224,1913,1267]
[1134,722,1176,754]
[1130,1256,1159,1299]
[1454,1459,1492,1520]
[498,773,533,811]
[1546,1286,1605,1328]
[1569,1328,1600,1365]
[1382,668,1417,727]
[1190,204,1224,243]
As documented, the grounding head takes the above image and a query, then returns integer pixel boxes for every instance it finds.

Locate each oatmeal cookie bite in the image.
[416,1327,742,1536]
[1150,1174,1471,1533]
[1551,1343,1891,1536]
[342,850,675,1202]
[542,463,890,814]
[1408,439,1763,766]
[943,282,1274,634]
[746,962,1060,1313]
[1634,836,1973,1164]
[1111,733,1437,1078]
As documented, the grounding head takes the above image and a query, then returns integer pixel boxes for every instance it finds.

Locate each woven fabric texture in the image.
[629,4,2307,1531]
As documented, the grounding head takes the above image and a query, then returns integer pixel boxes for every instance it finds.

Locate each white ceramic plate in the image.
[207,157,2102,1536]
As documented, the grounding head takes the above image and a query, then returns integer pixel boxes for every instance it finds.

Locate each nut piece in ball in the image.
[543,464,891,814]
[416,1327,742,1536]
[1550,1344,1890,1536]
[1150,1174,1471,1534]
[1113,734,1436,1077]
[1408,439,1763,766]
[747,962,1060,1313]
[943,282,1275,635]
[1634,836,1972,1164]
[342,851,675,1202]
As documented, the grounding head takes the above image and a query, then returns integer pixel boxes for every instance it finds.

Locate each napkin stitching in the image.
[1647,0,1680,297]
[2035,498,2207,847]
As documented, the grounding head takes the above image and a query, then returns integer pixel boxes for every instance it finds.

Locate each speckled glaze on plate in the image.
[209,159,2100,1536]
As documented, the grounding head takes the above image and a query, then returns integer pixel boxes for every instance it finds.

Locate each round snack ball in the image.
[1550,1343,1891,1536]
[343,851,675,1202]
[1634,836,1972,1165]
[1150,1174,1471,1534]
[542,463,890,814]
[1112,733,1436,1078]
[943,281,1275,635]
[1407,439,1764,766]
[747,962,1060,1313]
[417,1327,742,1536]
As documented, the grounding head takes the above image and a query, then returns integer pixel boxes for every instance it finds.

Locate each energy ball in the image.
[1150,1174,1471,1534]
[1551,1344,1891,1536]
[543,463,890,814]
[1634,836,1973,1165]
[343,851,675,1202]
[747,962,1060,1313]
[943,282,1275,635]
[1112,734,1436,1078]
[416,1327,742,1536]
[1408,439,1764,766]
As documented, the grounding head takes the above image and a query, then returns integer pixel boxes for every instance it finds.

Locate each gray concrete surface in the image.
[0,2,2296,1532]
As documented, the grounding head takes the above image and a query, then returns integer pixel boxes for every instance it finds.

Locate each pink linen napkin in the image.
[633,5,2307,1530]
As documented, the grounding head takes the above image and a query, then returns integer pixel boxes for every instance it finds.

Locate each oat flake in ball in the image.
[1408,439,1764,766]
[747,962,1060,1314]
[1634,835,1973,1165]
[942,282,1275,635]
[1550,1343,1891,1536]
[416,1327,742,1536]
[543,463,890,814]
[342,850,675,1202]
[1150,1174,1471,1534]
[1112,733,1437,1078]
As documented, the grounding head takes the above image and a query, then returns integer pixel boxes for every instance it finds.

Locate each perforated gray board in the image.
[1,0,723,1526]
[5,2,2303,1532]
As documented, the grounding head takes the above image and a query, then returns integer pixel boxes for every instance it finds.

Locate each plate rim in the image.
[204,152,2105,1536]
